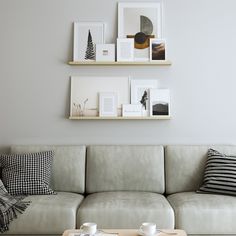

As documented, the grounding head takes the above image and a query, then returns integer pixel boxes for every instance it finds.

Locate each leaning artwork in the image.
[73,22,105,61]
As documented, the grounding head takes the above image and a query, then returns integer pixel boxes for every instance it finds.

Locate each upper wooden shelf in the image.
[68,60,172,66]
[69,116,171,120]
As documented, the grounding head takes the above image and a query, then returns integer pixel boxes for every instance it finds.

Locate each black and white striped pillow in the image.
[198,148,236,196]
[0,151,55,195]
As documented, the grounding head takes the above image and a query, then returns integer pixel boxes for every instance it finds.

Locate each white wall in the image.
[1,0,236,151]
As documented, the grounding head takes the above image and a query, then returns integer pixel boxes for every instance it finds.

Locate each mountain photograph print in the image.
[150,39,166,61]
[152,102,169,115]
[149,89,170,117]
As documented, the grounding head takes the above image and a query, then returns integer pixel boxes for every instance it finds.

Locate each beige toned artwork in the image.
[70,76,130,117]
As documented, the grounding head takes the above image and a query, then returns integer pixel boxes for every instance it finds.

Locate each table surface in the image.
[63,229,187,236]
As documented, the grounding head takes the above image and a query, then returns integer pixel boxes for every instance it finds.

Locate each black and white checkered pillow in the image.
[0,151,55,195]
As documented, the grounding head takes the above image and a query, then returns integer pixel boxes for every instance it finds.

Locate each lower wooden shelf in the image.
[69,116,170,120]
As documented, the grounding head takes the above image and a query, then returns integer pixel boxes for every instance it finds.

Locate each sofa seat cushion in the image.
[4,192,84,235]
[77,191,174,229]
[167,192,236,234]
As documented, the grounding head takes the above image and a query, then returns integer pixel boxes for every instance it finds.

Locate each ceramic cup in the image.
[140,222,157,236]
[80,222,97,235]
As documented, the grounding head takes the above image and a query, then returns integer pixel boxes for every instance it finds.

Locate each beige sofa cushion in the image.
[4,192,83,235]
[11,145,86,193]
[77,191,174,229]
[165,145,236,194]
[167,192,236,235]
[86,145,165,193]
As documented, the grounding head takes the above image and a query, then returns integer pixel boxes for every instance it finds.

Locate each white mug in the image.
[80,222,97,235]
[140,222,157,236]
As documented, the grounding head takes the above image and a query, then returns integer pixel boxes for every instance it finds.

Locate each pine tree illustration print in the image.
[84,30,95,60]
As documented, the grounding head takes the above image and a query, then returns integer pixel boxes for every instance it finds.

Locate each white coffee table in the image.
[63,229,187,236]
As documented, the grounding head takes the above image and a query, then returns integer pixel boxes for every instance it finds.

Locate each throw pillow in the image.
[198,148,236,196]
[0,151,55,195]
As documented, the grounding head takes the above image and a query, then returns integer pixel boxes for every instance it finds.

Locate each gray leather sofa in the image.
[3,145,236,236]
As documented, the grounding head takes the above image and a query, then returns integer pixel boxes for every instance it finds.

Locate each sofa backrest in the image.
[11,145,86,194]
[86,145,165,194]
[165,145,236,195]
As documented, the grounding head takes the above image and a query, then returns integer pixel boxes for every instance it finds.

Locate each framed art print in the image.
[73,22,105,61]
[96,44,115,62]
[149,89,170,117]
[117,38,134,61]
[118,2,163,39]
[150,39,166,61]
[122,104,142,117]
[99,92,118,117]
[70,76,129,117]
[130,79,158,116]
[118,2,163,61]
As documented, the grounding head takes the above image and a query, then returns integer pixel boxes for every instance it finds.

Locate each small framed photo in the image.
[99,92,118,117]
[150,39,166,61]
[96,44,115,62]
[117,38,134,62]
[122,104,142,117]
[130,79,158,116]
[73,22,105,61]
[149,89,170,117]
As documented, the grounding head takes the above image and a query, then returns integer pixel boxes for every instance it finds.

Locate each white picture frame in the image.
[70,76,130,117]
[130,79,158,116]
[149,89,170,117]
[118,2,163,61]
[99,92,118,117]
[96,44,115,62]
[117,38,134,62]
[73,22,105,61]
[150,38,166,61]
[122,104,142,117]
